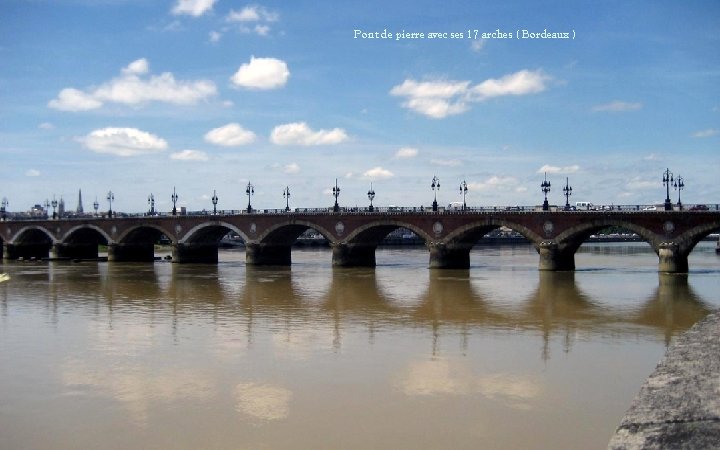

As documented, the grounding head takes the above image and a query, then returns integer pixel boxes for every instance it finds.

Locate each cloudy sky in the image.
[1,0,718,213]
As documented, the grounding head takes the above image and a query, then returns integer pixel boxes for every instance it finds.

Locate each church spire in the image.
[76,189,84,214]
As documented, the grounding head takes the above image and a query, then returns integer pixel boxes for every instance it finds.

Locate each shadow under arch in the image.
[4,225,55,260]
[108,223,174,262]
[243,220,335,266]
[318,219,434,268]
[427,218,541,269]
[55,224,110,259]
[550,220,658,271]
[173,221,246,264]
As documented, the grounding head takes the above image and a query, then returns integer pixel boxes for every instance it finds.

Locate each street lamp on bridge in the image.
[283,186,290,212]
[171,187,178,216]
[44,199,50,219]
[674,176,684,210]
[563,177,572,210]
[148,193,155,215]
[246,181,254,213]
[367,183,375,212]
[106,191,114,218]
[459,180,468,211]
[431,176,440,212]
[332,179,340,212]
[662,168,674,211]
[51,195,58,219]
[93,198,99,217]
[540,173,551,211]
[1,197,7,221]
[212,190,218,215]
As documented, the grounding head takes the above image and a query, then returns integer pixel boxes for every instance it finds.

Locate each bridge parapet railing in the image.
[2,204,719,222]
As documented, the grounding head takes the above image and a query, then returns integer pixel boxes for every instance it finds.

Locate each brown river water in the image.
[1,242,719,449]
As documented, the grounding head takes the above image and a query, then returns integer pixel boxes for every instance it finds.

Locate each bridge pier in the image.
[172,243,218,264]
[428,243,471,269]
[3,242,52,260]
[537,242,575,271]
[657,242,689,273]
[53,243,99,260]
[107,243,155,262]
[332,243,376,267]
[246,243,291,266]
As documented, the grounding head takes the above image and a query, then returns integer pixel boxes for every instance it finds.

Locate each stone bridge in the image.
[1,210,719,273]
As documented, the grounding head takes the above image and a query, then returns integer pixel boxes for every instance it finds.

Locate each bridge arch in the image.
[4,225,55,260]
[180,221,247,244]
[329,220,437,268]
[109,224,174,262]
[257,219,335,245]
[672,220,720,256]
[442,218,543,246]
[54,224,111,260]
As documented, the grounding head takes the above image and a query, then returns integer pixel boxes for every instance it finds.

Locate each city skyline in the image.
[1,0,718,213]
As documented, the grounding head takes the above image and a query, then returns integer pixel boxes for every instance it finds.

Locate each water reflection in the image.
[3,259,712,355]
[1,246,718,450]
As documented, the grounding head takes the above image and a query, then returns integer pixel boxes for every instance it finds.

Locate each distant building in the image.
[76,189,84,214]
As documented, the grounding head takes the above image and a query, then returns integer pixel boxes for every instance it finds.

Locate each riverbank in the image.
[608,310,720,449]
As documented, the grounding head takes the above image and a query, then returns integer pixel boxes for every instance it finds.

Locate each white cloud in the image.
[38,122,54,130]
[625,177,657,190]
[270,122,348,146]
[122,58,148,75]
[283,163,300,174]
[171,0,216,17]
[254,24,271,36]
[468,176,520,191]
[390,70,551,119]
[362,167,394,180]
[394,147,418,159]
[470,39,486,52]
[79,127,168,157]
[537,164,579,174]
[25,169,40,177]
[231,56,289,90]
[204,123,256,146]
[430,158,461,167]
[470,70,550,100]
[170,149,208,161]
[592,100,642,112]
[692,128,719,138]
[209,31,221,43]
[49,59,216,111]
[227,6,279,23]
[48,88,103,111]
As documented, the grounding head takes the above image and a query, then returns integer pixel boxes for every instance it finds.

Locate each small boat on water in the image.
[0,273,9,283]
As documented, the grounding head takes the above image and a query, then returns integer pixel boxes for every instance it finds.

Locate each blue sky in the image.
[1,0,718,213]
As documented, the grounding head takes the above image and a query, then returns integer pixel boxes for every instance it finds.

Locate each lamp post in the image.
[674,176,684,210]
[44,199,50,219]
[171,187,178,216]
[51,195,58,219]
[541,173,551,211]
[106,191,114,218]
[367,183,375,212]
[431,176,440,212]
[332,179,340,212]
[459,180,468,211]
[93,198,99,217]
[246,181,254,213]
[148,193,155,215]
[1,197,7,221]
[212,190,218,215]
[563,177,572,210]
[283,186,290,212]
[662,168,673,211]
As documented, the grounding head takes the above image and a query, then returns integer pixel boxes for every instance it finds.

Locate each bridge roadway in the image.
[1,209,720,272]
